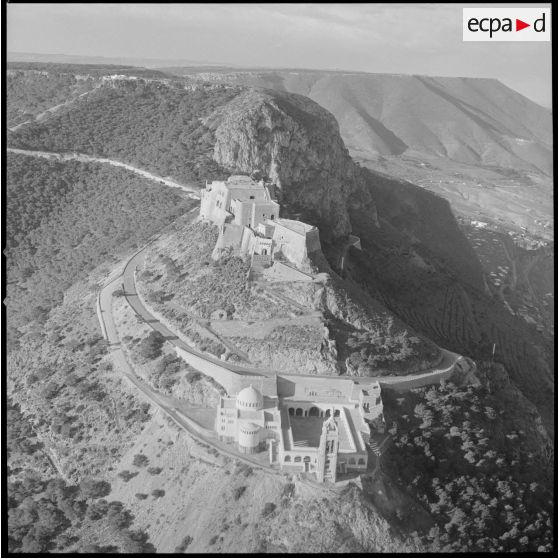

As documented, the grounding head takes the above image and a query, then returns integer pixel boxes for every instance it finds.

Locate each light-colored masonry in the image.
[200,175,321,274]
[199,174,386,482]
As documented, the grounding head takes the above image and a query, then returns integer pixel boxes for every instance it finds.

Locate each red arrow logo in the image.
[516,19,530,31]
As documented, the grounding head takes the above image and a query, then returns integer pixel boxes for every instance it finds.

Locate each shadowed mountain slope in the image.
[170,70,552,176]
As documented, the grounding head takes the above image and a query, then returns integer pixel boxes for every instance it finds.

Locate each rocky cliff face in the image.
[189,70,553,175]
[204,85,555,436]
[204,89,358,239]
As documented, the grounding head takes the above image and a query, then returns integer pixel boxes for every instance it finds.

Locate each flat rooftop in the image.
[274,218,316,235]
[226,175,260,186]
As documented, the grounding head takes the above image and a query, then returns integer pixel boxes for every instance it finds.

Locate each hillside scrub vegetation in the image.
[6,153,196,329]
[7,399,154,553]
[137,219,439,374]
[7,260,155,485]
[138,221,249,321]
[323,277,441,376]
[6,69,98,126]
[381,365,553,552]
[8,78,241,185]
[136,222,338,372]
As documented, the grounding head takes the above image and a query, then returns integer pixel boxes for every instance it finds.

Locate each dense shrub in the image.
[8,78,239,184]
[6,153,194,329]
[232,486,247,501]
[175,535,193,552]
[132,454,149,468]
[382,376,553,552]
[118,471,139,482]
[78,479,111,499]
[137,331,165,360]
[262,502,277,517]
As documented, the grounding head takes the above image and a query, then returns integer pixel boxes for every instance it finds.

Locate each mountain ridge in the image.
[178,70,552,174]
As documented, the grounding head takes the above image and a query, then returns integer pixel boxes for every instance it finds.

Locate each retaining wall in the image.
[175,347,242,394]
[378,367,456,392]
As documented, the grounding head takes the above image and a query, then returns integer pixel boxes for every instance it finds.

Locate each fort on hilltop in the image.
[200,175,321,274]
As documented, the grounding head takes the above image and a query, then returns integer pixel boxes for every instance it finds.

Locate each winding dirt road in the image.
[7,147,200,199]
[97,268,283,474]
[8,86,101,132]
[107,240,472,389]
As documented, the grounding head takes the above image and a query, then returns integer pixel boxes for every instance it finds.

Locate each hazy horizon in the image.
[6,3,553,108]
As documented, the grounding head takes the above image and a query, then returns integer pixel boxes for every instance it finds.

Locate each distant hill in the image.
[172,69,552,175]
[7,61,173,78]
[167,68,553,237]
[7,78,241,185]
[6,51,225,68]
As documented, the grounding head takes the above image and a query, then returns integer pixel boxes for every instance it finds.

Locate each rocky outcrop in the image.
[204,89,359,240]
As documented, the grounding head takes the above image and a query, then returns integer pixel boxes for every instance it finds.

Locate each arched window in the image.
[294,456,301,463]
[288,408,294,416]
[303,456,311,463]
[348,458,356,465]
[358,458,365,465]
[262,249,267,255]
[270,215,275,220]
[284,455,291,462]
[295,408,303,417]
[334,409,340,417]
[309,407,320,417]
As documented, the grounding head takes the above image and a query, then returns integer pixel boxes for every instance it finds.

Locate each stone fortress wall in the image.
[200,175,321,270]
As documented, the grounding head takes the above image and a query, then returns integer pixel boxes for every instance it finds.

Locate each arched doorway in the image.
[325,409,331,418]
[334,409,340,418]
[295,408,303,417]
[288,408,294,416]
[308,407,320,417]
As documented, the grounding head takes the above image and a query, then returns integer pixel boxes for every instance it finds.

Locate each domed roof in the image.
[236,385,264,410]
[239,422,260,432]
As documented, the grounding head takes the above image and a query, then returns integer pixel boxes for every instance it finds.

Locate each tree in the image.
[262,502,276,517]
[42,381,60,400]
[118,470,139,482]
[138,331,165,360]
[86,499,110,521]
[175,535,193,552]
[132,454,149,468]
[79,478,111,499]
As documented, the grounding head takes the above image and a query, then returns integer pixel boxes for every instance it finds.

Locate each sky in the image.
[6,2,553,107]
